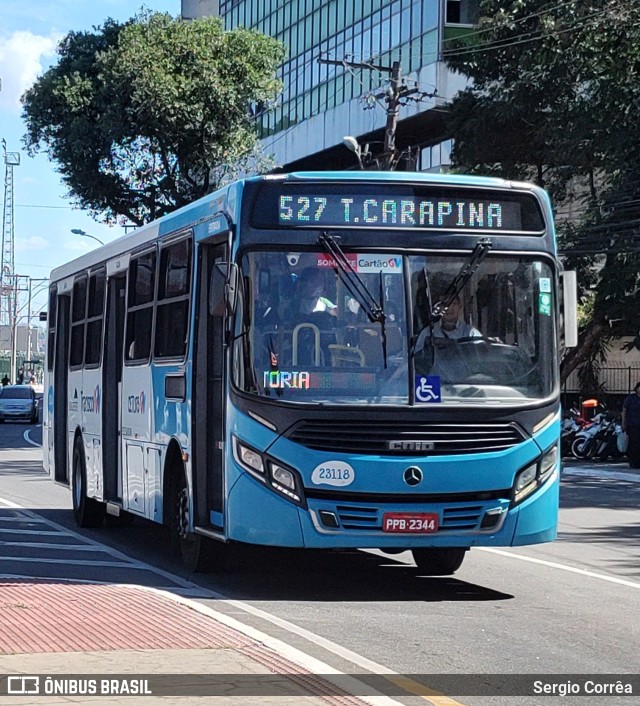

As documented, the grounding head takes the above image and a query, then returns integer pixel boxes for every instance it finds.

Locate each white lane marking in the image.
[0,529,66,536]
[137,585,408,706]
[479,547,640,589]
[3,557,139,568]
[0,494,459,705]
[0,541,128,551]
[0,572,194,595]
[0,497,199,589]
[23,429,41,447]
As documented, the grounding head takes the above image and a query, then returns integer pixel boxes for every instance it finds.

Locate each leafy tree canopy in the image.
[22,11,285,225]
[444,0,640,382]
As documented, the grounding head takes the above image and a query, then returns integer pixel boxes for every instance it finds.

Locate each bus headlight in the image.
[233,436,306,508]
[271,464,296,490]
[514,463,538,503]
[513,444,558,505]
[235,439,265,476]
[269,462,304,506]
[539,444,558,483]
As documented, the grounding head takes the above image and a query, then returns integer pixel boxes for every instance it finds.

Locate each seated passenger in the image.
[293,267,337,317]
[284,267,337,365]
[415,294,481,352]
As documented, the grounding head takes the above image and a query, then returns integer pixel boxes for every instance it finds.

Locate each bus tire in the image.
[412,547,468,575]
[170,467,220,573]
[72,439,105,528]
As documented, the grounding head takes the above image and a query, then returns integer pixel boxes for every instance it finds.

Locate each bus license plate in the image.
[382,513,439,533]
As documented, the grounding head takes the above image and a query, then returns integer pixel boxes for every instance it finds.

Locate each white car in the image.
[0,385,39,424]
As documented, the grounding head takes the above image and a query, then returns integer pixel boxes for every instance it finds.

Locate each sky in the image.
[0,1,179,321]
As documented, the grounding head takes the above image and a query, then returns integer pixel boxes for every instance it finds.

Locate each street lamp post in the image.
[71,228,104,245]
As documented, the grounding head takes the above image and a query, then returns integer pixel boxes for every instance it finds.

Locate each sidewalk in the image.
[0,579,397,705]
[561,456,640,481]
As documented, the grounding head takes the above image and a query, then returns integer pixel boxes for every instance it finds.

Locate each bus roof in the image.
[49,171,549,283]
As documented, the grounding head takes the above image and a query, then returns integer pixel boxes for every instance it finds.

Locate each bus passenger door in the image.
[102,273,126,501]
[193,243,227,531]
[53,293,71,484]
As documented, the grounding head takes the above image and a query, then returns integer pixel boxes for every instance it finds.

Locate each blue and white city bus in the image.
[43,171,576,573]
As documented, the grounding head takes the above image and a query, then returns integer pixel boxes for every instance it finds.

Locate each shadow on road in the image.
[26,507,513,604]
[0,460,47,476]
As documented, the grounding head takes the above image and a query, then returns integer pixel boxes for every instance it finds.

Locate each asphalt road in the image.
[1,421,639,705]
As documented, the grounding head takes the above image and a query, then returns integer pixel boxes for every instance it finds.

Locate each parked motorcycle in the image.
[593,417,625,462]
[570,412,606,460]
[561,408,590,458]
[570,413,625,461]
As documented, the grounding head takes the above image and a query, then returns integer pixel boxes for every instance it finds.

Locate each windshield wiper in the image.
[431,238,492,322]
[317,232,388,367]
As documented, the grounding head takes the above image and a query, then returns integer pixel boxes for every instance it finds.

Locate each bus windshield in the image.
[235,250,556,405]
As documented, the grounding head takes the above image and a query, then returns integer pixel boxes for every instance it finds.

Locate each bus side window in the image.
[155,239,192,359]
[70,276,87,368]
[125,250,156,363]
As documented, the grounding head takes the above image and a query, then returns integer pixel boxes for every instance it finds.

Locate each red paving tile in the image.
[0,580,252,654]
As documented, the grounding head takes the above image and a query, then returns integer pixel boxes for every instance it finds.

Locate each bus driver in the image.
[415,294,481,352]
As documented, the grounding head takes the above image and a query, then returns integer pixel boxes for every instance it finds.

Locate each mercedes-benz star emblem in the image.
[403,466,423,486]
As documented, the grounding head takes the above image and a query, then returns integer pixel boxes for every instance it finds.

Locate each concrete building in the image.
[0,324,39,358]
[181,0,477,172]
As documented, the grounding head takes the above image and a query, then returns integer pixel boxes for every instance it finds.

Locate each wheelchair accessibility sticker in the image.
[415,375,441,403]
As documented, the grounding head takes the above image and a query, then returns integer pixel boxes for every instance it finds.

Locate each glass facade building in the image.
[221,0,440,139]
[186,1,478,171]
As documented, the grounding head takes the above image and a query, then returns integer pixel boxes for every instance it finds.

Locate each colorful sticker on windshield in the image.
[539,277,551,293]
[314,253,403,273]
[311,461,355,487]
[356,255,403,273]
[538,292,552,316]
[415,375,441,403]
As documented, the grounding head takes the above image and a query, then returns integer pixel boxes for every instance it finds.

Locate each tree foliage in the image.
[444,0,640,383]
[22,11,285,225]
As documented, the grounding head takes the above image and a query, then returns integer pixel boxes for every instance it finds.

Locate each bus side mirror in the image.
[209,262,238,316]
[562,270,578,348]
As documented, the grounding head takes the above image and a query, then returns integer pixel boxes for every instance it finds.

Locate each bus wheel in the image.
[72,439,105,528]
[171,471,218,573]
[412,547,468,576]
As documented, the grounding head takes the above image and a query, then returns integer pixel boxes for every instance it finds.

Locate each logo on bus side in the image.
[82,386,101,414]
[127,391,146,414]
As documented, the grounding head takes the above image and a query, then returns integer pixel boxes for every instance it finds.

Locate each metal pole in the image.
[10,276,18,382]
[26,278,33,361]
[382,61,401,171]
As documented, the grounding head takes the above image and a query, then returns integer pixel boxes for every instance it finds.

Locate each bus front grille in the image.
[287,420,526,455]
[332,504,486,532]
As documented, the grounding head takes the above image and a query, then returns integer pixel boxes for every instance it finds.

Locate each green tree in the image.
[444,0,640,383]
[22,11,285,225]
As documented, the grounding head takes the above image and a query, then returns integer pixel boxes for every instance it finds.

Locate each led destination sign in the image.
[278,193,523,231]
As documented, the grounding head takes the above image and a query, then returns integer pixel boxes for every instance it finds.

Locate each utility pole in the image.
[10,275,26,383]
[381,61,402,171]
[1,141,19,340]
[318,55,435,170]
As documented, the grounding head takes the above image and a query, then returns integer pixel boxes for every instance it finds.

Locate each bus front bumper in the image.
[225,468,558,549]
